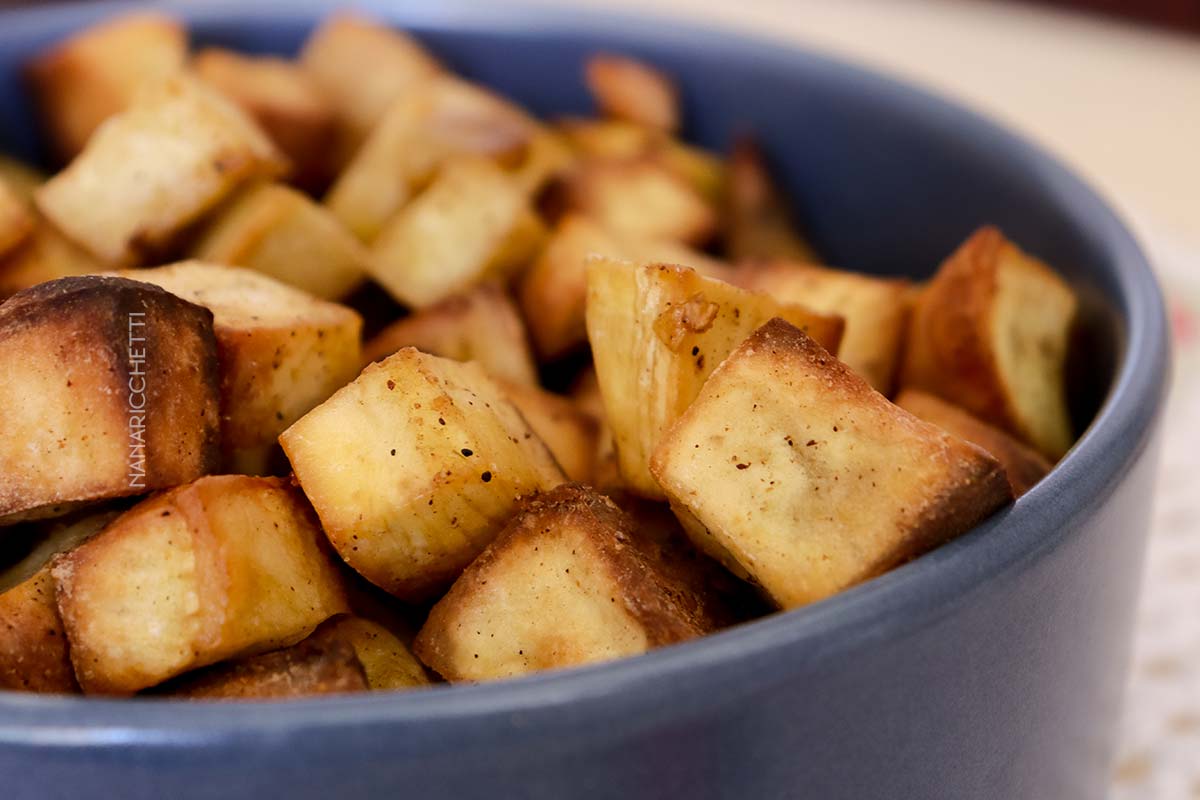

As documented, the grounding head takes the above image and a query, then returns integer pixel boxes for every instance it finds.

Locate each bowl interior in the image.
[0,1,1164,727]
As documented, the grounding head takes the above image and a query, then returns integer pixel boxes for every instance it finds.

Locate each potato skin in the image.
[53,475,349,695]
[415,484,715,682]
[651,319,1012,609]
[0,276,220,522]
[155,639,367,700]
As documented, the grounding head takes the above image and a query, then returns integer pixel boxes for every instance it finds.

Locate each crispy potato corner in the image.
[651,319,1012,609]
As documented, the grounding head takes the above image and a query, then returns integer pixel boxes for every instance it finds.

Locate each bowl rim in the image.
[0,0,1170,747]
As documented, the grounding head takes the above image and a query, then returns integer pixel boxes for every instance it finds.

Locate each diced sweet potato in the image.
[651,319,1012,609]
[299,13,444,169]
[308,615,429,692]
[25,13,188,161]
[900,226,1078,458]
[584,54,679,133]
[367,157,529,308]
[0,276,220,523]
[0,179,33,259]
[157,639,367,700]
[325,75,539,243]
[363,282,538,387]
[497,380,600,484]
[585,259,843,498]
[740,261,911,393]
[518,213,732,360]
[414,484,716,682]
[563,158,716,246]
[35,74,286,266]
[193,48,336,189]
[894,389,1052,497]
[281,349,564,600]
[0,510,120,693]
[117,262,362,475]
[53,475,350,694]
[187,181,369,300]
[723,136,818,262]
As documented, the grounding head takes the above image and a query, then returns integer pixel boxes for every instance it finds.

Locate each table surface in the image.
[533,1,1200,795]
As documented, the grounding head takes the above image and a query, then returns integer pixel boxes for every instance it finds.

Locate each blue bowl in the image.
[0,3,1170,798]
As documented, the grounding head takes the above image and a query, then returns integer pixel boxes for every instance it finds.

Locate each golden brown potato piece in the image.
[894,389,1052,497]
[651,319,1012,609]
[25,13,188,162]
[53,475,350,695]
[0,156,45,203]
[0,511,120,693]
[584,55,680,133]
[325,75,539,243]
[900,226,1078,458]
[367,157,530,308]
[193,48,335,189]
[363,282,538,387]
[555,118,725,204]
[116,262,362,476]
[586,259,844,498]
[723,136,819,263]
[35,74,286,266]
[510,128,576,196]
[308,615,429,691]
[299,13,444,169]
[570,367,623,493]
[496,380,600,484]
[414,484,716,682]
[740,261,911,393]
[0,276,220,523]
[281,349,564,600]
[564,158,716,246]
[187,182,369,300]
[0,179,33,259]
[157,639,367,700]
[0,217,102,300]
[518,214,732,360]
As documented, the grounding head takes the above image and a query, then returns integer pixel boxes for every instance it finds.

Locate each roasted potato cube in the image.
[900,226,1078,458]
[325,76,538,243]
[281,349,564,600]
[0,276,219,523]
[584,54,680,133]
[187,182,369,300]
[0,217,102,300]
[157,639,367,700]
[0,156,45,203]
[0,511,119,692]
[586,259,844,498]
[497,380,600,483]
[25,13,187,162]
[564,158,716,246]
[723,136,819,262]
[415,485,716,681]
[895,389,1052,497]
[363,282,538,387]
[367,158,529,308]
[740,261,911,393]
[299,13,444,169]
[651,319,1012,609]
[53,475,350,694]
[35,74,286,266]
[116,262,362,475]
[510,128,576,196]
[0,179,33,258]
[309,615,429,691]
[518,214,732,359]
[193,48,335,189]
